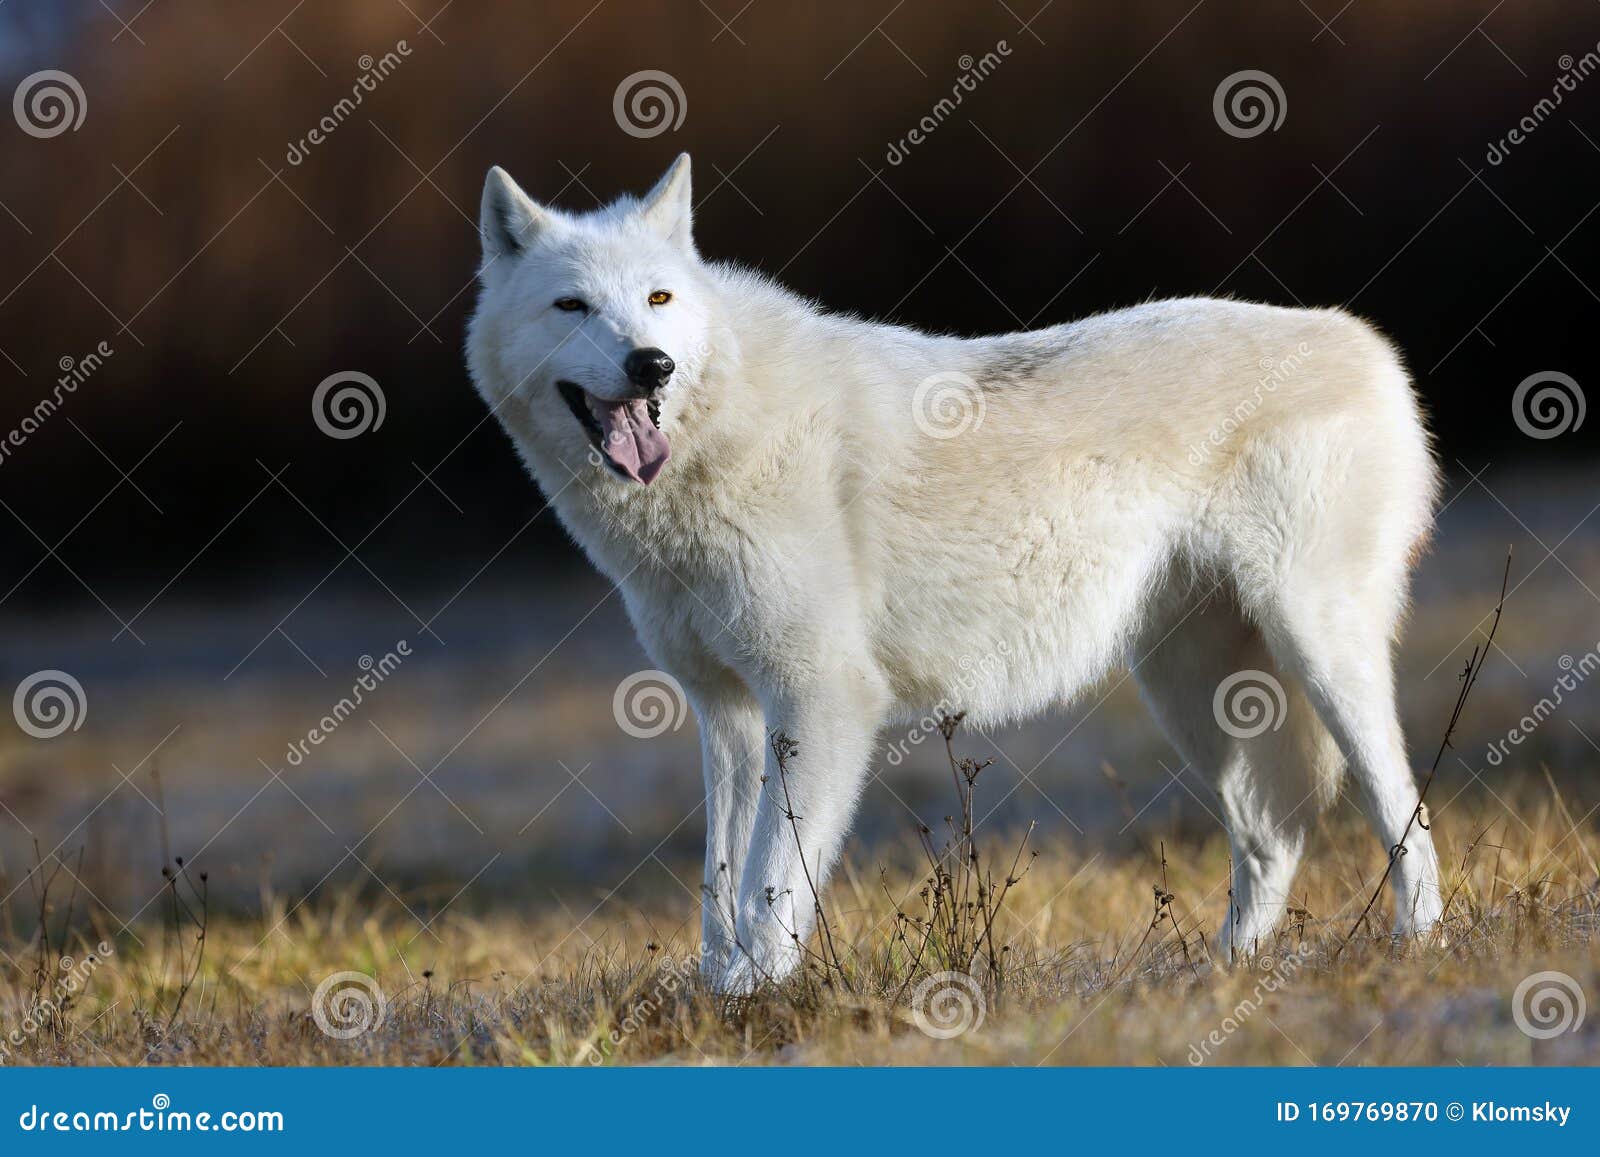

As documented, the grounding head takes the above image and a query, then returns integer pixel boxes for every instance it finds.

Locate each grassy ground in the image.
[2,483,1596,1065]
[3,757,1595,1066]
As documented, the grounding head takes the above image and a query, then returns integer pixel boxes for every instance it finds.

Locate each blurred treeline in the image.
[0,0,1594,600]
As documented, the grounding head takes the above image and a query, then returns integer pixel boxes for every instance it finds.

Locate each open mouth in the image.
[557,381,670,485]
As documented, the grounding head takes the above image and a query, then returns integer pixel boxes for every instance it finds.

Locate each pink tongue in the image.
[589,395,670,484]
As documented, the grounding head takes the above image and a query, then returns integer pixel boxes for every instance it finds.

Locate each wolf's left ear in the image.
[480,166,548,266]
[639,153,694,252]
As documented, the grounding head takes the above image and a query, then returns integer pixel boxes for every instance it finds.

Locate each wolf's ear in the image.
[480,166,547,265]
[638,153,694,252]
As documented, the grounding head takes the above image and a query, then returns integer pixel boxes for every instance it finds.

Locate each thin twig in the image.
[1333,547,1512,959]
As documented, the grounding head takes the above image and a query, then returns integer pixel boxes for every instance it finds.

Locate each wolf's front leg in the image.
[714,668,888,993]
[690,679,765,981]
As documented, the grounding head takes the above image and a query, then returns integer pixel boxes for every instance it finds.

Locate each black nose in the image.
[624,347,675,392]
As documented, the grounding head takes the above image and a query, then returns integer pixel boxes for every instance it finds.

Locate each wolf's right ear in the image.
[480,166,547,267]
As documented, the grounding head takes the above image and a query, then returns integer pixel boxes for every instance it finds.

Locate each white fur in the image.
[467,156,1444,991]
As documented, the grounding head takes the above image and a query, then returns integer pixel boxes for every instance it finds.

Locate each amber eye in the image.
[554,298,589,313]
[647,290,672,306]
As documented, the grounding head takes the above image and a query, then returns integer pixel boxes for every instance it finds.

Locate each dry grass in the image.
[3,744,1596,1067]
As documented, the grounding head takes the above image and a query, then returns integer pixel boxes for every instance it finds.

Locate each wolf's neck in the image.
[714,263,952,395]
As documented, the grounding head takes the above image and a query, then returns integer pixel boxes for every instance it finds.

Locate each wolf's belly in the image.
[869,534,1164,729]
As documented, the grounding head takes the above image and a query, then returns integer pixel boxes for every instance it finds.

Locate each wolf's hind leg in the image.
[1133,593,1342,961]
[1262,597,1444,936]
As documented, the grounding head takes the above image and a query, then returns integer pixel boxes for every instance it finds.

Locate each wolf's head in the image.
[467,154,717,487]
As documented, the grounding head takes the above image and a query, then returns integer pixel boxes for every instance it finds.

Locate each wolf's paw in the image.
[1391,883,1445,940]
[711,954,762,997]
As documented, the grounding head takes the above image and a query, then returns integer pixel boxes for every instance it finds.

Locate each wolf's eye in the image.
[554,298,589,313]
[647,290,672,306]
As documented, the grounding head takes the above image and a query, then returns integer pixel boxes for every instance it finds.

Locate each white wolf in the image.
[467,155,1443,992]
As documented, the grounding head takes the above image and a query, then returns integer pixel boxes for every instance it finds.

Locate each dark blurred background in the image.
[0,1,1596,913]
[0,0,1595,600]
